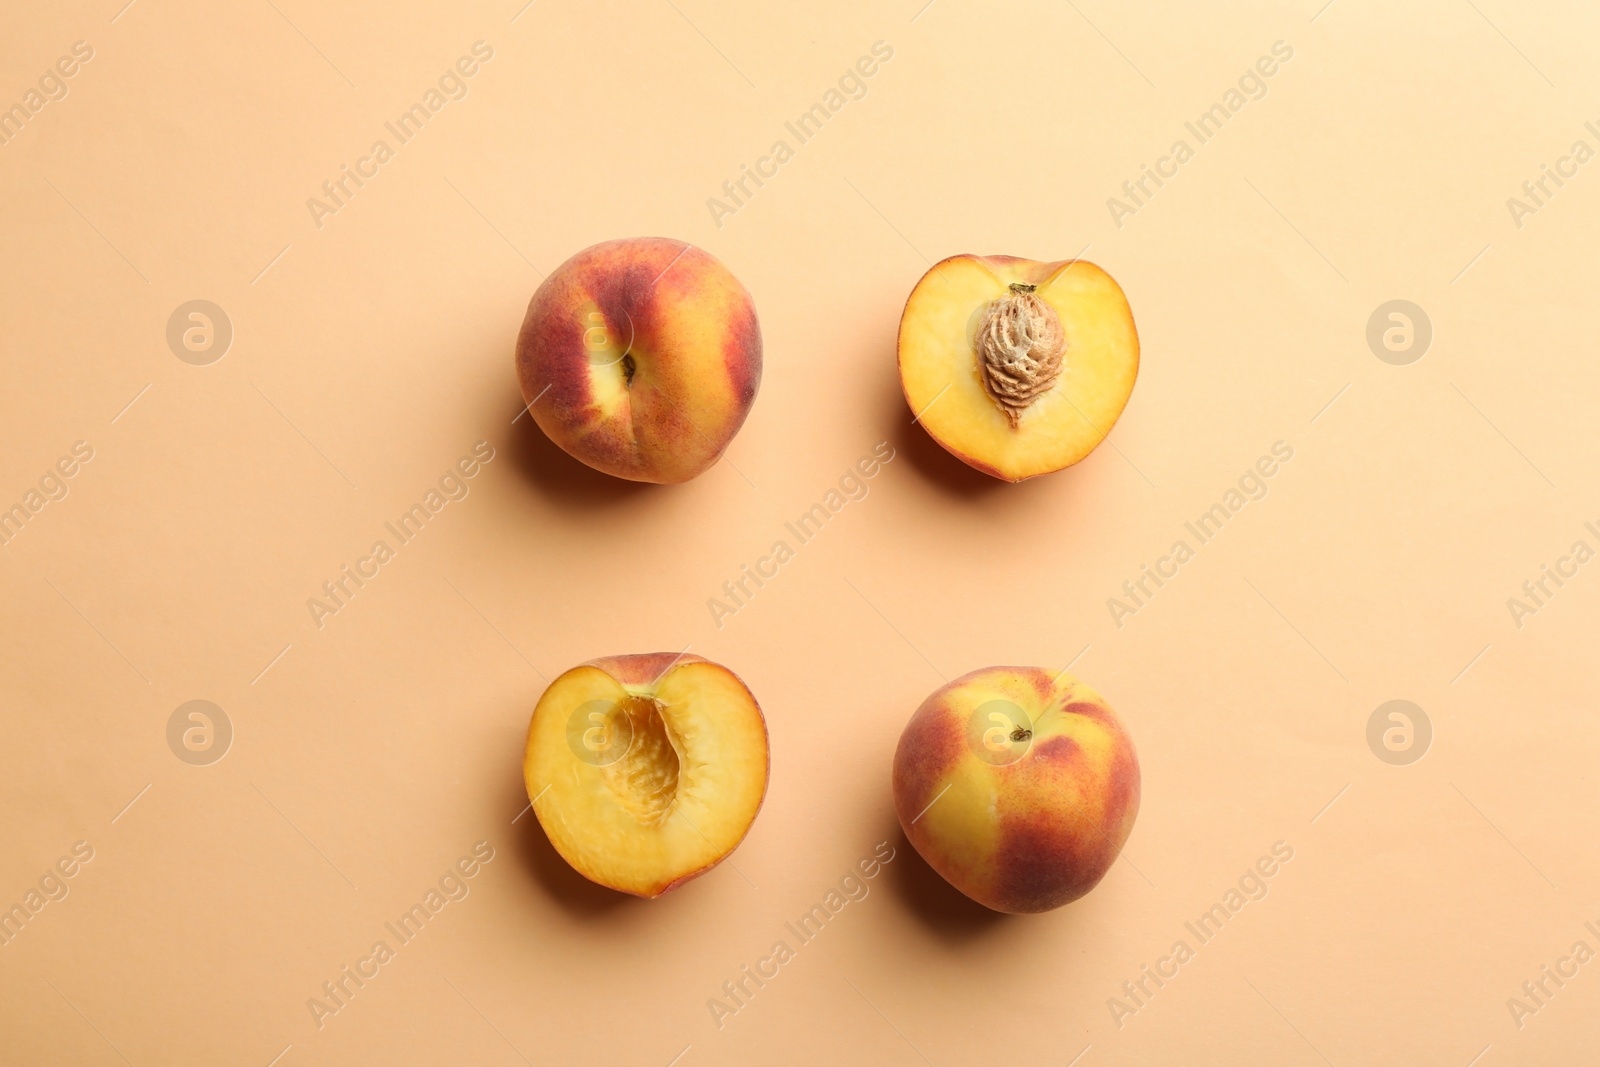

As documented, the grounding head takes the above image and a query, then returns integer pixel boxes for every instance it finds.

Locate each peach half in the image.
[898,255,1138,481]
[516,237,762,483]
[523,653,769,897]
[892,667,1140,913]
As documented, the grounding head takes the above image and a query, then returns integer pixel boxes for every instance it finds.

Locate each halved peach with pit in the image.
[523,653,768,897]
[898,255,1138,482]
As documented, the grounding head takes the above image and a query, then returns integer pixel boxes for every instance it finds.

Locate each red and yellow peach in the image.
[892,666,1140,913]
[515,237,762,483]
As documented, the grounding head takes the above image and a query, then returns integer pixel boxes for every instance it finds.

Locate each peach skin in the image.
[515,237,761,483]
[892,667,1140,913]
[523,653,769,898]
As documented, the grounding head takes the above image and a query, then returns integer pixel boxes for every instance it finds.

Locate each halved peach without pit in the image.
[523,653,769,897]
[898,255,1139,482]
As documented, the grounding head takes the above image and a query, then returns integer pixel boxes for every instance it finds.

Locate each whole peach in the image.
[515,237,761,483]
[892,667,1140,913]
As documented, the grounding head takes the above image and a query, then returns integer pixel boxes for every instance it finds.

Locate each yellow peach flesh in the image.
[899,255,1138,481]
[524,655,768,897]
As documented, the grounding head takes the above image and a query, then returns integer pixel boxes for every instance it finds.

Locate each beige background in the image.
[3,0,1598,1063]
